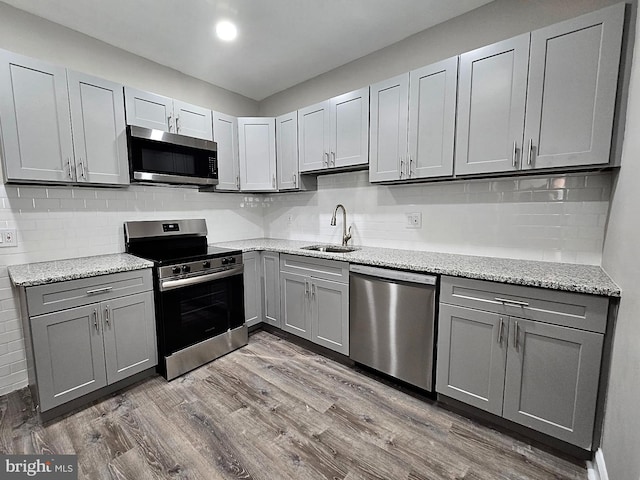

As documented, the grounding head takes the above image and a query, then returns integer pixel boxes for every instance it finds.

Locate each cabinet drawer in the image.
[440,276,608,333]
[280,254,348,283]
[27,269,153,317]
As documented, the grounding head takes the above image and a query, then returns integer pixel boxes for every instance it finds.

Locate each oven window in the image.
[159,274,244,354]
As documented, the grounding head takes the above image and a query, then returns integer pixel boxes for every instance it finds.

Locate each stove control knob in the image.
[221,258,229,265]
[228,257,236,264]
[172,266,181,275]
[181,265,191,273]
[202,261,211,269]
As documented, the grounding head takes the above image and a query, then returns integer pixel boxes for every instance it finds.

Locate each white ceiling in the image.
[3,0,494,101]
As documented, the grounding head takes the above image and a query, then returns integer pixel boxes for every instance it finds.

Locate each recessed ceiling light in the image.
[216,20,237,42]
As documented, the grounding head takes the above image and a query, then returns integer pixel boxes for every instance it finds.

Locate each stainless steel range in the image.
[124,219,246,380]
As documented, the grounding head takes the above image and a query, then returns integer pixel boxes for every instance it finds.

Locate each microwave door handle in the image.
[159,266,244,292]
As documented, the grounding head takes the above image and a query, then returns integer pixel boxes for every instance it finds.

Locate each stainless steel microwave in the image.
[127,125,218,187]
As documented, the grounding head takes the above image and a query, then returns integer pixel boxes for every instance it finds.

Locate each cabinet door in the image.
[436,304,507,416]
[408,57,457,179]
[213,111,240,191]
[280,272,311,340]
[0,50,74,182]
[369,74,409,183]
[173,100,213,141]
[261,252,281,328]
[102,292,157,384]
[238,117,277,191]
[503,318,603,448]
[124,87,173,132]
[67,71,129,185]
[330,87,369,169]
[276,111,299,190]
[455,35,529,175]
[31,304,107,411]
[311,278,349,355]
[243,252,262,327]
[523,3,624,170]
[298,101,330,172]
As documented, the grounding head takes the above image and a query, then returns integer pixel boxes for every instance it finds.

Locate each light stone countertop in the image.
[214,238,621,297]
[8,253,154,287]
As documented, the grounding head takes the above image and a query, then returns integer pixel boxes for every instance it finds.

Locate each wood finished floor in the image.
[0,331,587,480]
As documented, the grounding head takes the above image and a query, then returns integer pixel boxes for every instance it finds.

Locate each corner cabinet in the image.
[243,251,281,328]
[436,276,608,449]
[370,56,457,182]
[280,254,349,355]
[238,117,277,192]
[455,3,625,175]
[298,87,369,173]
[20,269,157,414]
[124,87,213,141]
[0,49,128,185]
[213,111,241,191]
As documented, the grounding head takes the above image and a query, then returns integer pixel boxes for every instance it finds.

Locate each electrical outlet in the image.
[406,212,422,229]
[287,214,294,225]
[0,229,17,247]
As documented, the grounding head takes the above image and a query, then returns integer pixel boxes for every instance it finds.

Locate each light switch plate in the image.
[0,229,17,247]
[406,212,422,229]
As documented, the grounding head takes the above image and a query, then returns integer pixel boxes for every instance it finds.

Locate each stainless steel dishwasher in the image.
[349,264,437,391]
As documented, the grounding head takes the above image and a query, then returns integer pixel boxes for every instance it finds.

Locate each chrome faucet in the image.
[331,204,352,246]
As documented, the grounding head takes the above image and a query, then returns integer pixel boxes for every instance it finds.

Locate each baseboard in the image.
[586,449,608,480]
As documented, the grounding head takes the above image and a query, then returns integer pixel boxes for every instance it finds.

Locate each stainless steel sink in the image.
[301,244,360,253]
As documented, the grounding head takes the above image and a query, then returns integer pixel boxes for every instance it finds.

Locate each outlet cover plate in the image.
[406,213,422,229]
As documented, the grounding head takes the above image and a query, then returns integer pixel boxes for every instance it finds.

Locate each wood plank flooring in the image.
[0,331,587,480]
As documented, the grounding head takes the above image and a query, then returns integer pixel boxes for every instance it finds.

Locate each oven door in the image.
[157,266,245,355]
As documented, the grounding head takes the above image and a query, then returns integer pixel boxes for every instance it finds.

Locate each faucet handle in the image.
[344,225,353,246]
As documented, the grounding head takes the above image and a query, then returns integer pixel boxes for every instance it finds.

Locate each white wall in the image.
[0,2,259,117]
[259,0,622,116]
[600,7,640,480]
[264,171,610,263]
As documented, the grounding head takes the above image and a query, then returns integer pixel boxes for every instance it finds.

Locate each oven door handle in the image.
[159,265,244,292]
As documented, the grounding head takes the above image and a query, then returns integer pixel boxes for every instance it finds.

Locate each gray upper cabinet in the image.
[437,275,609,449]
[67,70,129,185]
[276,111,300,190]
[369,74,410,182]
[238,117,277,192]
[0,50,128,185]
[371,57,457,183]
[455,35,530,176]
[124,87,213,141]
[408,57,457,179]
[0,50,74,183]
[298,87,369,173]
[213,111,240,191]
[523,3,625,170]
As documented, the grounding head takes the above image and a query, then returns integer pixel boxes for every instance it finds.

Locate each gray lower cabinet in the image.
[22,269,156,413]
[243,251,281,328]
[280,254,349,355]
[436,276,608,449]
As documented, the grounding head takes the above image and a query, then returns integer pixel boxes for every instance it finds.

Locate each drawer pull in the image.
[497,317,505,344]
[93,308,99,332]
[514,320,520,351]
[86,286,113,295]
[495,297,529,307]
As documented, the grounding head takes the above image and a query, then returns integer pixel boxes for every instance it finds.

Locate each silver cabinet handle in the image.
[86,286,113,295]
[409,156,414,178]
[399,156,405,179]
[304,280,309,298]
[168,114,173,132]
[104,306,110,327]
[331,151,336,167]
[311,282,316,298]
[512,141,518,168]
[494,297,529,307]
[175,116,180,133]
[292,173,297,188]
[236,175,240,190]
[527,138,533,166]
[324,152,329,167]
[497,317,505,344]
[93,308,99,332]
[67,158,73,179]
[79,159,86,179]
[513,320,520,351]
[272,174,276,189]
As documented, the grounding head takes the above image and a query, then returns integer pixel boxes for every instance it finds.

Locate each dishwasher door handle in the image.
[349,264,437,285]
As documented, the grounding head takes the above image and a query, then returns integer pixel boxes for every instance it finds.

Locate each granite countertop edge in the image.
[216,238,621,298]
[8,253,154,287]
